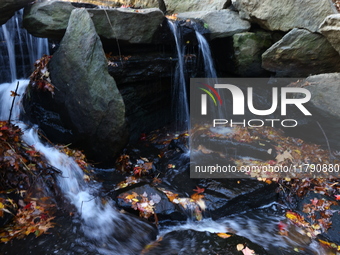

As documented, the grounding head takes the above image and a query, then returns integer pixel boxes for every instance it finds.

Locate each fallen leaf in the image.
[193,186,205,194]
[242,246,255,255]
[237,244,244,251]
[276,150,294,163]
[217,233,231,239]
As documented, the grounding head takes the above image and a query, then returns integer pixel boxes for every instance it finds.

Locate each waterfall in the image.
[0,10,49,83]
[0,11,155,254]
[195,31,217,78]
[168,20,189,131]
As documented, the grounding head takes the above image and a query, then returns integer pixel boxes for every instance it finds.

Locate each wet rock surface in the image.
[0,210,158,255]
[143,229,269,255]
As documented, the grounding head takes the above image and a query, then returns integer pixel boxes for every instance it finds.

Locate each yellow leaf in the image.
[1,237,10,243]
[237,244,244,251]
[217,233,231,239]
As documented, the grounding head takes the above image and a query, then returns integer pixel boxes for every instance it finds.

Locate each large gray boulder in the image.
[0,0,32,25]
[232,0,337,32]
[285,73,340,151]
[23,1,165,43]
[262,28,340,77]
[48,8,128,165]
[304,73,340,119]
[232,31,272,76]
[177,10,250,39]
[319,14,340,55]
[23,1,75,39]
[87,8,164,43]
[164,0,229,14]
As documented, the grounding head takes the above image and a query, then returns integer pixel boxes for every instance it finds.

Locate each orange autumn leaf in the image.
[217,233,231,239]
[191,193,204,201]
[166,193,179,202]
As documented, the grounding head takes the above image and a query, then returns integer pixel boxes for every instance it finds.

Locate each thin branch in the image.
[8,81,20,123]
[103,9,123,66]
[316,121,333,161]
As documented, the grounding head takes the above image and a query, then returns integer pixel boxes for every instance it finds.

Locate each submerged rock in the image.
[262,28,340,77]
[24,8,128,166]
[116,183,187,221]
[143,229,269,254]
[158,150,278,219]
[232,0,337,32]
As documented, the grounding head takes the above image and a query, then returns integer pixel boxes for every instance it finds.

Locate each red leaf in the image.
[24,202,32,210]
[335,195,340,201]
[310,198,318,206]
[278,221,287,231]
[193,186,205,194]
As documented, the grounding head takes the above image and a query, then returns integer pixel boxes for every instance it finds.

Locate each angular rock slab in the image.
[164,0,229,14]
[0,0,32,25]
[232,0,337,32]
[23,1,76,39]
[262,28,340,77]
[177,10,250,39]
[88,8,164,43]
[320,14,340,55]
[23,1,165,43]
[48,8,128,165]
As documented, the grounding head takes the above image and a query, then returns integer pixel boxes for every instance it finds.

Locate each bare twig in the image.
[8,81,20,123]
[316,121,333,161]
[103,9,123,66]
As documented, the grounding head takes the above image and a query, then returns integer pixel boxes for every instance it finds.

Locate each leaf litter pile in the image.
[1,111,340,252]
[0,121,88,243]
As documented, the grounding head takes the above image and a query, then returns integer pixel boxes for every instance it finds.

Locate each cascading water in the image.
[0,10,49,83]
[168,20,189,131]
[0,11,155,255]
[195,31,217,78]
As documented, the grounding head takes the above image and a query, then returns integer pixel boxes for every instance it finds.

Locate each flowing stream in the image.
[0,12,334,255]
